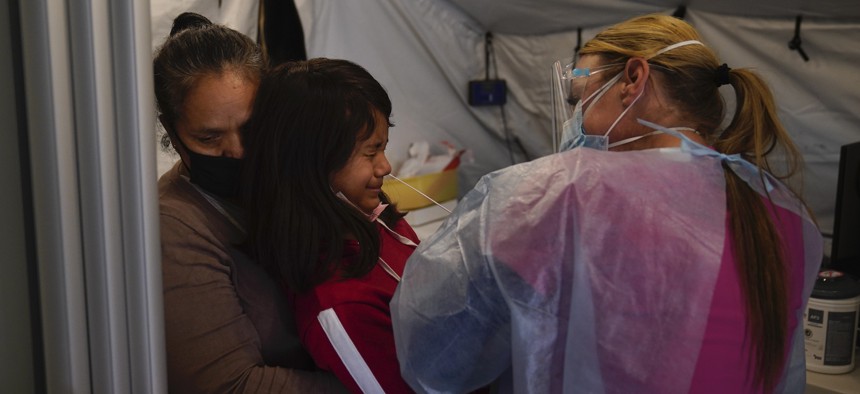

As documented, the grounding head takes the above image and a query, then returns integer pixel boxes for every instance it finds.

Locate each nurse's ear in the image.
[620,57,650,107]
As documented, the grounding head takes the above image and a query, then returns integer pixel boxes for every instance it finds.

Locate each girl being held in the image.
[243,58,418,394]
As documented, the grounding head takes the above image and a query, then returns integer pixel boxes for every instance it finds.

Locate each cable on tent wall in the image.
[485,32,492,80]
[490,33,531,164]
[788,15,810,62]
[489,33,515,165]
[468,32,530,164]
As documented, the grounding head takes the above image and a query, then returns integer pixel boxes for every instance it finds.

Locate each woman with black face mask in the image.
[153,12,343,393]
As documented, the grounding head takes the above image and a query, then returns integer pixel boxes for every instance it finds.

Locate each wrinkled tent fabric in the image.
[150,0,258,56]
[295,0,860,235]
[150,0,860,234]
[391,144,822,393]
[451,0,860,35]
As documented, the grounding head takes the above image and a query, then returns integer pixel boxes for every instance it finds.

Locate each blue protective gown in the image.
[391,141,822,393]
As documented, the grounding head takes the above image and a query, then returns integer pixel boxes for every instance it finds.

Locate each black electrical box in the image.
[468,79,507,106]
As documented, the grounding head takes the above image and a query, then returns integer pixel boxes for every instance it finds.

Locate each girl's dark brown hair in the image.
[242,58,404,293]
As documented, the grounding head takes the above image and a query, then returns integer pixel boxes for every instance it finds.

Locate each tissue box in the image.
[382,169,457,211]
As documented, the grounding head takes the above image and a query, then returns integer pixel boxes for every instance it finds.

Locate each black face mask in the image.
[186,150,242,200]
[169,130,243,200]
[181,145,243,201]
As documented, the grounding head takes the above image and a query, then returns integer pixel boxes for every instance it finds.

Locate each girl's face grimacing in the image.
[330,111,392,215]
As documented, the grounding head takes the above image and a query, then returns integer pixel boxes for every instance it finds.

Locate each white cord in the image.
[385,174,453,213]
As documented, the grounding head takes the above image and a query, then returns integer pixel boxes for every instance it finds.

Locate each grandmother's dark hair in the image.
[153,12,265,149]
[242,58,404,293]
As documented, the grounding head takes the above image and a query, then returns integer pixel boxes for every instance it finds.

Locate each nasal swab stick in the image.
[385,174,453,214]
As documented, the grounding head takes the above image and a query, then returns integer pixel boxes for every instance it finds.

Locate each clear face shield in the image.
[551,60,616,152]
[550,61,573,153]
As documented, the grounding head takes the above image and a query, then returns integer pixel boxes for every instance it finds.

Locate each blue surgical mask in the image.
[559,105,585,151]
[559,73,621,151]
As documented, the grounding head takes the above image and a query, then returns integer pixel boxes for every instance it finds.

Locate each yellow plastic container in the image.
[383,169,458,211]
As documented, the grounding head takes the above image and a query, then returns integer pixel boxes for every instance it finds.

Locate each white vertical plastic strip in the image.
[68,0,129,391]
[18,0,165,392]
[78,0,166,391]
[17,0,92,392]
[115,0,168,391]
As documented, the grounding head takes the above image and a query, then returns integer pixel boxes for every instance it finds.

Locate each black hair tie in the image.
[714,63,732,87]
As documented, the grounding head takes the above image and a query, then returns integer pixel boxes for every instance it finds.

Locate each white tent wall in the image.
[149,1,860,243]
[150,0,257,53]
[685,11,860,237]
[298,1,860,241]
[453,0,860,34]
